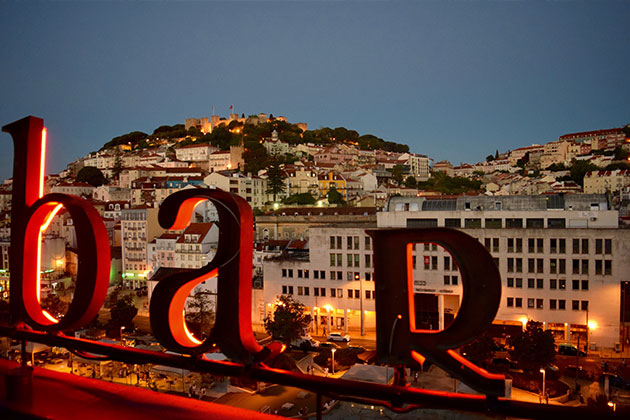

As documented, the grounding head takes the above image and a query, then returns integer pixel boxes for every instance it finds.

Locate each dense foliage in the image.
[77,166,107,187]
[507,320,555,371]
[264,295,312,345]
[417,172,482,194]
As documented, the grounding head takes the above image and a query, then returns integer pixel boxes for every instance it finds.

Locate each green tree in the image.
[404,176,417,188]
[545,162,566,171]
[461,333,495,366]
[101,131,147,150]
[265,162,286,202]
[41,294,69,318]
[507,320,555,372]
[185,289,215,341]
[77,166,107,187]
[284,193,316,205]
[389,164,407,185]
[112,150,124,180]
[569,160,598,186]
[613,146,629,161]
[327,186,346,206]
[107,294,137,338]
[264,295,312,345]
[486,154,495,162]
[622,124,630,139]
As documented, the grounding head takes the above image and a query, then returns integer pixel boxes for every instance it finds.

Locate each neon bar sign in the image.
[2,116,505,396]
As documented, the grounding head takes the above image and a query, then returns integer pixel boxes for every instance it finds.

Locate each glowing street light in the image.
[539,368,546,404]
[331,348,336,375]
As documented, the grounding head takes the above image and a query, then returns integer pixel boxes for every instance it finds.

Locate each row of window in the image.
[503,258,611,275]
[483,237,612,255]
[329,253,372,268]
[329,236,372,251]
[281,268,374,281]
[506,277,590,290]
[282,285,375,300]
[506,297,589,311]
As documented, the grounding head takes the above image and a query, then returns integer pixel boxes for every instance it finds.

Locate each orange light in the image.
[39,128,47,198]
[411,350,426,365]
[169,197,206,230]
[397,314,402,320]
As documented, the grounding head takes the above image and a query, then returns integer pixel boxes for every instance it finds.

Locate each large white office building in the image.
[260,194,630,351]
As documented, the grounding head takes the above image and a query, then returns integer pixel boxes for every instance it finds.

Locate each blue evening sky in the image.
[1,1,628,181]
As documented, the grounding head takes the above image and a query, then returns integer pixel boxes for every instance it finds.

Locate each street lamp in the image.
[539,368,546,404]
[331,348,336,375]
[120,326,125,343]
[355,273,365,336]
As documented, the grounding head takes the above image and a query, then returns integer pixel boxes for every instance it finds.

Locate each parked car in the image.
[600,373,630,390]
[327,333,350,342]
[557,343,586,357]
[490,357,522,373]
[319,342,341,350]
[347,345,366,353]
[290,336,320,350]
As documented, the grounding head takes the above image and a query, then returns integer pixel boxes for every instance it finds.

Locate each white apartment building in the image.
[261,194,630,351]
[51,182,95,198]
[173,223,218,269]
[399,153,431,181]
[584,169,630,194]
[204,171,268,209]
[175,144,219,162]
[208,151,232,172]
[120,206,165,288]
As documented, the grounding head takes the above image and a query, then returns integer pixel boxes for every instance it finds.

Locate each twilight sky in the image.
[1,1,629,182]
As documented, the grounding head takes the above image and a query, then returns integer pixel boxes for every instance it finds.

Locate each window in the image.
[282,285,287,294]
[528,298,535,308]
[320,271,325,279]
[550,259,557,274]
[528,278,535,289]
[282,268,287,277]
[330,271,336,280]
[484,238,491,251]
[330,236,335,249]
[365,236,371,250]
[507,238,514,253]
[353,254,359,268]
[581,280,589,290]
[595,260,602,275]
[330,288,336,298]
[365,254,371,268]
[347,236,353,250]
[314,288,320,296]
[559,279,566,290]
[507,277,514,287]
[336,236,342,249]
[536,299,543,309]
[581,259,589,274]
[595,239,602,254]
[451,276,458,285]
[347,272,353,281]
[337,271,343,280]
[492,238,499,253]
[354,236,359,250]
[444,275,451,285]
[581,239,589,254]
[526,218,544,228]
[507,297,514,307]
[558,300,566,310]
[515,298,522,308]
[572,280,580,290]
[365,272,372,281]
[605,260,612,275]
[515,278,522,288]
[559,259,566,274]
[550,279,557,289]
[528,238,535,253]
[354,289,360,298]
[550,299,557,310]
[298,286,303,295]
[506,218,523,228]
[536,278,543,289]
[288,269,293,277]
[537,258,543,273]
[508,258,514,273]
[572,300,579,310]
[304,287,309,296]
[573,239,579,254]
[314,270,319,279]
[465,218,481,228]
[337,254,342,267]
[365,290,372,299]
[528,258,535,273]
[320,288,326,297]
[347,254,353,267]
[581,301,588,310]
[443,256,451,271]
[559,239,566,253]
[605,239,612,254]
[572,259,579,274]
[445,218,461,228]
[298,270,303,278]
[337,289,343,298]
[516,238,523,253]
[516,258,523,272]
[550,239,557,253]
[432,256,438,270]
[288,286,293,295]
